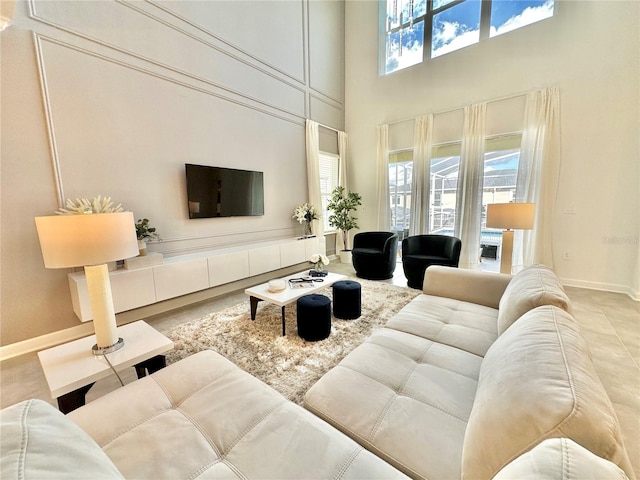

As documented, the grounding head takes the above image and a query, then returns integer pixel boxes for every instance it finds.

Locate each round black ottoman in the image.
[332,280,362,320]
[297,294,331,341]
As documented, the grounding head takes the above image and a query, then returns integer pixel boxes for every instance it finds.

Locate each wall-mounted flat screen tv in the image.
[185,164,264,218]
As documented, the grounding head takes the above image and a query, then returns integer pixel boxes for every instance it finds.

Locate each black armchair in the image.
[401,235,462,289]
[351,232,398,280]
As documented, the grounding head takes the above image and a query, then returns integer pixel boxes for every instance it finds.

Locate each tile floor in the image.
[1,261,638,476]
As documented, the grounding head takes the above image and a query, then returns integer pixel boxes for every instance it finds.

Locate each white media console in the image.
[68,236,322,321]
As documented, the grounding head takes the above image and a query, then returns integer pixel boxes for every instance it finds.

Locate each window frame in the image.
[318,151,340,233]
[381,0,553,74]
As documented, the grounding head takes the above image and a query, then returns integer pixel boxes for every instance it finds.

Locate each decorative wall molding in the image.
[28,1,307,121]
[33,33,65,206]
[143,0,307,87]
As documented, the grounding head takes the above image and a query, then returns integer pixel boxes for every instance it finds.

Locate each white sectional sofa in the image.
[1,351,406,479]
[304,265,635,480]
[1,264,634,480]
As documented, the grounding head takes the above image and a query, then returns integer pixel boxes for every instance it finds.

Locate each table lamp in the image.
[35,212,139,355]
[486,203,535,275]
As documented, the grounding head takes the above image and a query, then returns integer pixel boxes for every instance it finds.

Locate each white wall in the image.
[345,0,640,298]
[0,0,345,345]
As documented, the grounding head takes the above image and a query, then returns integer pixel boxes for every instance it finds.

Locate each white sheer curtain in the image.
[376,124,391,231]
[454,103,486,269]
[336,130,349,251]
[338,131,348,190]
[410,114,433,235]
[305,119,324,238]
[512,86,561,270]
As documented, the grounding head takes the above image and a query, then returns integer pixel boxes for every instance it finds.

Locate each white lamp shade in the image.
[35,212,139,268]
[486,203,535,230]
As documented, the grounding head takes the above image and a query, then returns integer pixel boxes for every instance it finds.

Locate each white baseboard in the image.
[0,323,95,362]
[560,277,640,302]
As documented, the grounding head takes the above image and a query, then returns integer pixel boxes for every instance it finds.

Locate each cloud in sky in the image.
[432,22,480,58]
[490,0,555,37]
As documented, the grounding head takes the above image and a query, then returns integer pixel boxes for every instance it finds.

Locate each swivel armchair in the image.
[351,232,398,280]
[402,234,461,289]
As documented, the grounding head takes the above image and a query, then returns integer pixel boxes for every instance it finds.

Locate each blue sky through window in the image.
[432,0,481,58]
[384,0,554,71]
[490,0,555,37]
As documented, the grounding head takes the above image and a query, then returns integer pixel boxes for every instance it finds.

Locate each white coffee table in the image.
[244,271,347,336]
[37,320,174,413]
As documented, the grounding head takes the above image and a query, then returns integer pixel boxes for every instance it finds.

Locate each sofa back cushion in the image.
[1,399,124,479]
[461,306,634,480]
[497,264,571,335]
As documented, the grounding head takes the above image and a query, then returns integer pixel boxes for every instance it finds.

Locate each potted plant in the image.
[327,186,362,263]
[135,218,161,256]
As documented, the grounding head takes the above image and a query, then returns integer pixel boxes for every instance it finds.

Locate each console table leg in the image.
[250,296,261,320]
[57,383,94,414]
[135,355,167,378]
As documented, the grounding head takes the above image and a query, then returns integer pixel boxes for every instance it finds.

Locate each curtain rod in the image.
[383,88,537,128]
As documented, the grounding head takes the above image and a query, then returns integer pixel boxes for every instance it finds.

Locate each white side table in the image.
[37,321,174,413]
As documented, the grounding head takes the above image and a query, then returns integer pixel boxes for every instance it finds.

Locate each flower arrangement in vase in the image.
[309,253,330,276]
[292,203,319,237]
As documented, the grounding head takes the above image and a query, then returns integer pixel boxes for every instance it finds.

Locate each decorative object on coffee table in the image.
[297,294,332,341]
[309,253,329,276]
[268,279,286,293]
[332,280,361,320]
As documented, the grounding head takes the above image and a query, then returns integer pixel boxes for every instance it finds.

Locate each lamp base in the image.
[92,338,124,356]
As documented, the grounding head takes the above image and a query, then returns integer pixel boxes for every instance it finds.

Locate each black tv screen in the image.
[185,164,264,218]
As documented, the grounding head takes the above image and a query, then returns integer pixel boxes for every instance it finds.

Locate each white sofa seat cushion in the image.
[497,264,572,335]
[68,350,406,480]
[1,399,124,479]
[385,294,499,357]
[462,306,635,480]
[304,329,483,480]
[493,438,629,480]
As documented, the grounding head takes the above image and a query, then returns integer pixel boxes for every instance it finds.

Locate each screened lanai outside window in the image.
[382,0,555,73]
[388,151,413,240]
[429,136,522,266]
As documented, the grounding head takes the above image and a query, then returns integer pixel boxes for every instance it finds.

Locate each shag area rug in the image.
[165,278,420,404]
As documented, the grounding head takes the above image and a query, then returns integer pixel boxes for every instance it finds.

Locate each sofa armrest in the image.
[423,265,511,309]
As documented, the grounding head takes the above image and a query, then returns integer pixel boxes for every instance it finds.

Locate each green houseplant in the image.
[135,218,161,255]
[327,186,362,263]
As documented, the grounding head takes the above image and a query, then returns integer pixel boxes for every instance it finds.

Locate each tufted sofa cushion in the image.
[1,399,124,479]
[462,306,634,480]
[385,293,500,357]
[497,264,571,335]
[304,327,483,480]
[67,349,406,480]
[492,438,629,480]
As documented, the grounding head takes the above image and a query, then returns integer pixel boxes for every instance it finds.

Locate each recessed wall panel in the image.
[32,0,305,116]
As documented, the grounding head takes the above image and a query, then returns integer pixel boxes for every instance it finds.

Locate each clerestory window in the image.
[381,0,555,74]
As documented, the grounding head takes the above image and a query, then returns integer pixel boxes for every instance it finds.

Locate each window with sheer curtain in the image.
[388,134,522,241]
[319,152,339,232]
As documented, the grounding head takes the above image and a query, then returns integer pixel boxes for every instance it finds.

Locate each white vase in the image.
[339,250,352,264]
[137,239,147,256]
